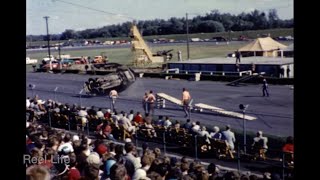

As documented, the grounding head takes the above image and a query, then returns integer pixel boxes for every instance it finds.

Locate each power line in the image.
[53,0,134,20]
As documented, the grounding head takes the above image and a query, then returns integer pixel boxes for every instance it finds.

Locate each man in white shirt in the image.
[109,89,118,111]
[221,125,236,151]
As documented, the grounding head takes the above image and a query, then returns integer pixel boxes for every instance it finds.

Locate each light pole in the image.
[186,13,190,60]
[43,16,52,70]
[239,104,249,154]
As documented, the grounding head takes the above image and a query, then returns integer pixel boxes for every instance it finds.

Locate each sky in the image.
[27,0,294,35]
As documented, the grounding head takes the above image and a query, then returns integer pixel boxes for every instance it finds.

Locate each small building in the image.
[238,37,287,57]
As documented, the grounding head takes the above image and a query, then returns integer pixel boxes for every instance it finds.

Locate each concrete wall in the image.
[168,63,294,77]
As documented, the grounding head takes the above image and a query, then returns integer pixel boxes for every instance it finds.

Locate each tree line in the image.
[26,9,293,42]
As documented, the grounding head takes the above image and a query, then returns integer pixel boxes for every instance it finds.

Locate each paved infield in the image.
[26,72,293,137]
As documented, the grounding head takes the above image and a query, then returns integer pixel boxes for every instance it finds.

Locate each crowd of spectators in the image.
[26,96,294,179]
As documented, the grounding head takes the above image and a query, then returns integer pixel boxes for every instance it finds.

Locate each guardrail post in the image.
[195,135,198,160]
[243,112,247,154]
[237,144,241,173]
[163,132,166,155]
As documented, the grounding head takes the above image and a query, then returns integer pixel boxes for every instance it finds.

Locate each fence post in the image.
[48,110,51,128]
[68,115,71,131]
[237,144,241,173]
[282,152,285,180]
[195,135,198,160]
[135,133,138,147]
[163,132,166,155]
[86,120,89,136]
[54,87,59,102]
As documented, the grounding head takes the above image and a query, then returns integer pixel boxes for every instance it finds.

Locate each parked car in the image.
[212,36,227,42]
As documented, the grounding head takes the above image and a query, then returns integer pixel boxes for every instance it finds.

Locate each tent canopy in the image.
[238,37,287,52]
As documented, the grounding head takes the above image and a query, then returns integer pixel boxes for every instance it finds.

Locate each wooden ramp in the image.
[194,103,256,121]
[156,93,183,106]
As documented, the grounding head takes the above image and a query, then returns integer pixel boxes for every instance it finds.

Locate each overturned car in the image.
[83,66,136,95]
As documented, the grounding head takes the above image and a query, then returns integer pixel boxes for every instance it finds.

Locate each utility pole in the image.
[43,16,52,70]
[186,13,190,60]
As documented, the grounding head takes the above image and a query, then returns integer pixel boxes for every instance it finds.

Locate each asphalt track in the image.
[26,72,293,137]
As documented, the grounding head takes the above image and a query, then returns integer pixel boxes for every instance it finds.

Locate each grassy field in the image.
[26,40,293,72]
[27,28,293,47]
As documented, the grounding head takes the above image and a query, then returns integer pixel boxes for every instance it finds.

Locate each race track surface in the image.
[26,72,293,137]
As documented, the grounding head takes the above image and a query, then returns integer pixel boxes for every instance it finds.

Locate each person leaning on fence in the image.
[109,89,118,111]
[252,131,268,154]
[182,88,191,118]
[221,125,236,151]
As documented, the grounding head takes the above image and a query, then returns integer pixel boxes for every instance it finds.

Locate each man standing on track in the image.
[109,89,118,111]
[147,90,156,116]
[262,79,269,97]
[182,88,191,118]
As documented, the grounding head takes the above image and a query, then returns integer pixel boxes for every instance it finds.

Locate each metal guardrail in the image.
[163,70,252,77]
[30,111,293,180]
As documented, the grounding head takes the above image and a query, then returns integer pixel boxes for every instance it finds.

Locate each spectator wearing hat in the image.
[132,168,151,180]
[85,152,104,179]
[57,134,74,154]
[221,125,236,151]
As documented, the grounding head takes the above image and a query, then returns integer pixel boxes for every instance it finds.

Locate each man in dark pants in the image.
[182,88,191,118]
[286,66,291,78]
[262,79,269,97]
[147,90,155,116]
[235,50,241,63]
